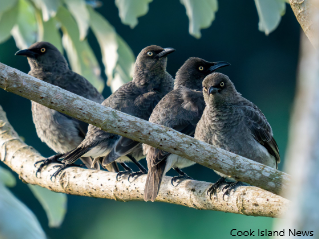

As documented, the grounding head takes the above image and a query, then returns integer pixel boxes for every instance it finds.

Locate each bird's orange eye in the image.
[147,51,153,56]
[220,82,224,87]
[41,48,46,53]
[199,66,204,71]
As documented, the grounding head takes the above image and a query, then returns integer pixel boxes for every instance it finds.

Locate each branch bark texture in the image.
[289,0,319,48]
[0,62,290,196]
[0,106,289,217]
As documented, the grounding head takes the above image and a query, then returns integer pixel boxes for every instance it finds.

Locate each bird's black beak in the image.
[15,49,37,58]
[209,61,231,72]
[156,48,175,58]
[209,86,219,95]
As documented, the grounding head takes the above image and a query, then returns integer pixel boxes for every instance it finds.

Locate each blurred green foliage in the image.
[0,0,299,238]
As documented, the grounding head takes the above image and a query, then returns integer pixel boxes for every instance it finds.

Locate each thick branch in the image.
[276,0,319,231]
[0,106,289,217]
[0,62,290,195]
[289,0,319,48]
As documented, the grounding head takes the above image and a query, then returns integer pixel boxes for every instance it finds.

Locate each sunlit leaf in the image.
[0,3,19,44]
[55,6,104,92]
[36,13,63,53]
[88,7,118,83]
[115,0,152,28]
[64,0,89,40]
[28,185,67,228]
[11,0,37,49]
[0,184,46,239]
[32,0,60,21]
[0,166,16,187]
[254,0,286,35]
[111,35,135,92]
[180,0,218,39]
[0,0,18,15]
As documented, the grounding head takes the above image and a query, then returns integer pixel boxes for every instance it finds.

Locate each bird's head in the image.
[135,45,175,73]
[15,42,67,71]
[202,72,238,105]
[175,57,230,90]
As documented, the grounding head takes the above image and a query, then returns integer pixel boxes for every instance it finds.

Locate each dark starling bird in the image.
[15,41,118,174]
[194,72,280,196]
[51,45,175,179]
[143,58,230,202]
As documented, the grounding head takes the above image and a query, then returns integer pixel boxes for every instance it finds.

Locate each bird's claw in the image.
[50,165,64,181]
[171,174,192,186]
[128,171,145,182]
[116,171,132,181]
[34,154,63,177]
[222,181,241,199]
[49,163,84,181]
[34,159,45,167]
[35,160,46,178]
[207,177,227,198]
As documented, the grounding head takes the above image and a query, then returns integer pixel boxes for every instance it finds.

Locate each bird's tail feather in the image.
[144,159,166,202]
[61,146,91,165]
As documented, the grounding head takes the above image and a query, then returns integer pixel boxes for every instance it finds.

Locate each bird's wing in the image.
[149,123,196,167]
[61,139,105,165]
[102,137,141,165]
[60,71,104,103]
[134,91,163,119]
[240,102,280,167]
[103,91,162,164]
[148,88,205,167]
[76,120,88,138]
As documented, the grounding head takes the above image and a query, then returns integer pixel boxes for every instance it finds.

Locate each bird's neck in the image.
[29,59,69,73]
[208,101,234,115]
[133,66,168,91]
[174,74,202,90]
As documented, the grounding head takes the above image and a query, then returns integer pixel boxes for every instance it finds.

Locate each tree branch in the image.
[0,62,290,196]
[0,105,289,217]
[289,0,319,48]
[276,0,319,230]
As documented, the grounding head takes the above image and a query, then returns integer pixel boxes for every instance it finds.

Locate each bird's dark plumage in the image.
[16,41,118,172]
[60,45,175,176]
[194,72,280,195]
[143,58,230,201]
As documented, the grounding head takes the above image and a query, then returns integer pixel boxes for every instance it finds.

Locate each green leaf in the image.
[254,0,286,35]
[0,184,46,239]
[111,35,134,92]
[115,0,152,28]
[0,0,18,15]
[0,3,19,44]
[32,0,60,21]
[55,6,104,92]
[37,15,63,53]
[64,0,89,40]
[88,7,118,83]
[180,0,218,39]
[11,0,37,49]
[28,185,66,228]
[0,166,16,187]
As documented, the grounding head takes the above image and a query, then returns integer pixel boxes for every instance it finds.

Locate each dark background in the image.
[0,0,300,238]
